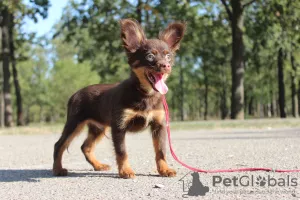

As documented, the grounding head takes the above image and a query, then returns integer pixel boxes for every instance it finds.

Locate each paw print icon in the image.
[256,176,267,186]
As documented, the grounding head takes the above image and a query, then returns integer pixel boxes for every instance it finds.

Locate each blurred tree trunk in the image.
[0,13,3,127]
[198,90,203,119]
[25,107,30,124]
[256,101,260,117]
[221,0,252,119]
[189,103,193,120]
[298,80,300,116]
[198,92,201,119]
[203,66,208,120]
[179,64,184,121]
[270,91,276,117]
[230,0,244,119]
[277,48,286,118]
[220,64,228,119]
[145,0,149,24]
[220,90,227,119]
[215,94,220,118]
[9,14,24,125]
[267,103,272,117]
[290,53,298,118]
[248,96,254,116]
[39,106,43,122]
[259,101,263,118]
[1,7,13,127]
[136,0,142,23]
[263,104,267,117]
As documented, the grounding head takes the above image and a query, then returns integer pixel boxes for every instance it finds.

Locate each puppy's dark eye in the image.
[146,54,155,62]
[166,54,171,62]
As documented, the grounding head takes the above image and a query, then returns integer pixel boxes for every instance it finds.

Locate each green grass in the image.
[0,123,64,135]
[0,118,299,135]
[170,118,300,130]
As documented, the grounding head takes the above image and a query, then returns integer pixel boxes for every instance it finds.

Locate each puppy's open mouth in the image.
[145,71,168,94]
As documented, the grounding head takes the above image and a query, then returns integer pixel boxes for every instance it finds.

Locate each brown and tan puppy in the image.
[53,19,186,179]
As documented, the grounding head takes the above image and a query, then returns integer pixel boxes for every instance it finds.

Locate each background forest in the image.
[0,0,299,127]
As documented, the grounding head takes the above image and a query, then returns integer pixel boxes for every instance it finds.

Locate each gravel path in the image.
[1,127,300,199]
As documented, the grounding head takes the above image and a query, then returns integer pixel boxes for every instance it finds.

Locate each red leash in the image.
[162,95,300,173]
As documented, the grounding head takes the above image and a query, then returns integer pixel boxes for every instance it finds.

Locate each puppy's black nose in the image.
[159,62,171,70]
[162,63,171,70]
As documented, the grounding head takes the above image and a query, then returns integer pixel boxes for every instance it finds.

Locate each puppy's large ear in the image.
[120,19,146,53]
[159,22,186,52]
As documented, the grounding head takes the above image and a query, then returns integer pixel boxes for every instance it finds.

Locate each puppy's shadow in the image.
[0,169,159,183]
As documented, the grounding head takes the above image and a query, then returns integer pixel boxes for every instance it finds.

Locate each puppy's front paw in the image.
[119,167,136,179]
[53,168,68,176]
[94,163,111,171]
[158,168,177,177]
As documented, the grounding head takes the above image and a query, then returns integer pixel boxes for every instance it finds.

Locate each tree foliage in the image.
[1,0,300,124]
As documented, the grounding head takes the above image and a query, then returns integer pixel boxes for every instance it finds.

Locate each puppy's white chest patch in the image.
[119,109,164,131]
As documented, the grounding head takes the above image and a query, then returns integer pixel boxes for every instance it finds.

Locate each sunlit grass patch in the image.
[1,118,300,135]
[0,123,64,135]
[170,118,300,130]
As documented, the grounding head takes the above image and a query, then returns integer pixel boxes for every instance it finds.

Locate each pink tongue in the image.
[153,74,168,94]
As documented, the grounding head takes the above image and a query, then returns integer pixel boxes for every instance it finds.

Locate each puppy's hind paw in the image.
[94,164,111,171]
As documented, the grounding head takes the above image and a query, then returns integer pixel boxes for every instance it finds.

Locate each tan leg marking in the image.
[117,154,135,179]
[81,126,111,171]
[53,122,86,176]
[152,136,176,177]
